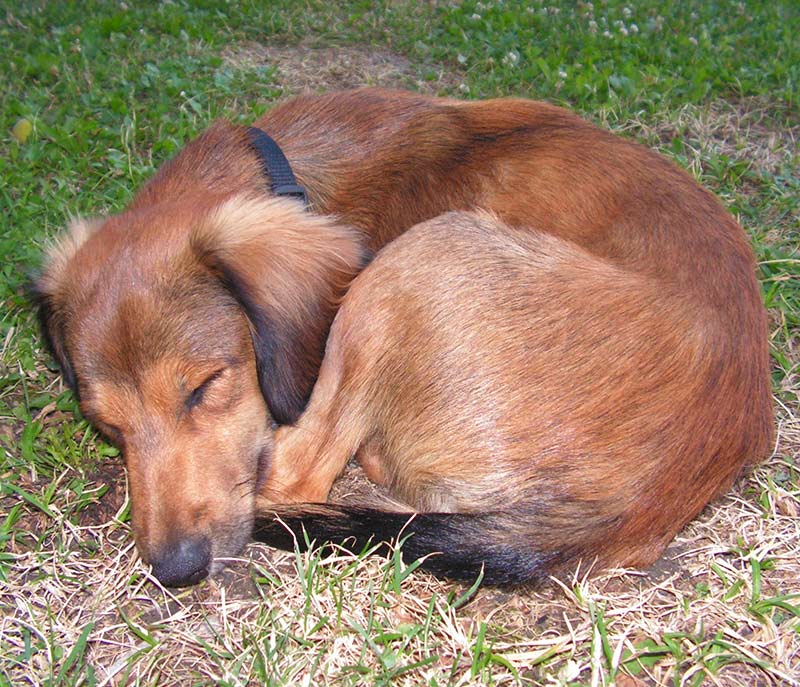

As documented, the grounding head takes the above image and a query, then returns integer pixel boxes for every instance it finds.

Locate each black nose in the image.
[150,536,211,587]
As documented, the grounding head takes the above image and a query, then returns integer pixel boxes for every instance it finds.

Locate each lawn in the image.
[1,1,798,685]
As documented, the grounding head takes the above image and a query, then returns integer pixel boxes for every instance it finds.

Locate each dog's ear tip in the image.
[266,398,304,427]
[252,325,319,426]
[265,376,305,425]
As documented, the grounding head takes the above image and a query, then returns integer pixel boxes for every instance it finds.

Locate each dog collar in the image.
[246,127,308,207]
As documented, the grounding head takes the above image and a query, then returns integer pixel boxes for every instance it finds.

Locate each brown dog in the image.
[36,88,772,586]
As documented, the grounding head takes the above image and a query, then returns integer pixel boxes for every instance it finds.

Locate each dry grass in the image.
[611,98,800,179]
[222,41,463,95]
[2,44,798,687]
[2,413,798,685]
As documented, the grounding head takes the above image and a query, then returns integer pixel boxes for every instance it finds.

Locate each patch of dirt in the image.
[622,97,800,178]
[328,458,390,504]
[222,41,462,95]
[76,457,128,526]
[644,540,696,584]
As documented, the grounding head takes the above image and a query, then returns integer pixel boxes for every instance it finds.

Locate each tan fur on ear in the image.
[191,194,368,424]
[38,215,105,297]
[193,195,365,307]
[36,215,106,393]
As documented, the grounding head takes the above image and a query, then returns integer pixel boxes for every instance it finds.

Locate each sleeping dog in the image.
[36,88,772,586]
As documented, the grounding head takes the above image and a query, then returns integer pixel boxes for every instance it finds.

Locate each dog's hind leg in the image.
[258,317,376,504]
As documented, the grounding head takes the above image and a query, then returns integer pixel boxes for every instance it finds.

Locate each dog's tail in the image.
[253,503,601,585]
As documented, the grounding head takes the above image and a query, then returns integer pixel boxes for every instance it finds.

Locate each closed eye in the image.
[186,370,224,410]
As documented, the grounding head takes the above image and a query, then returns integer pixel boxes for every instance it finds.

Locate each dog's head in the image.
[36,194,365,586]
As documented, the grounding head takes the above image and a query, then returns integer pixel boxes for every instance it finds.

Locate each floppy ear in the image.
[192,195,367,425]
[34,216,105,394]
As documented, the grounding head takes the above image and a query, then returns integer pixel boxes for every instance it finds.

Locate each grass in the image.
[1,0,798,684]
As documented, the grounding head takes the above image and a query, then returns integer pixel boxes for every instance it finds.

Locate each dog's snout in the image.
[150,536,211,587]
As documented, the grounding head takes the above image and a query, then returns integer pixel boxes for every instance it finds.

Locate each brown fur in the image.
[36,88,772,586]
[258,211,771,582]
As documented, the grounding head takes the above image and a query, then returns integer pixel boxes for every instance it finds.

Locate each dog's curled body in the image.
[256,210,771,583]
[36,89,772,586]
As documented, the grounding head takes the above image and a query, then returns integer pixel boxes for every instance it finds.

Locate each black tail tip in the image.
[253,505,560,587]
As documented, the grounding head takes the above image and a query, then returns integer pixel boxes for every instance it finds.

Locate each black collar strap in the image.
[247,127,308,206]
